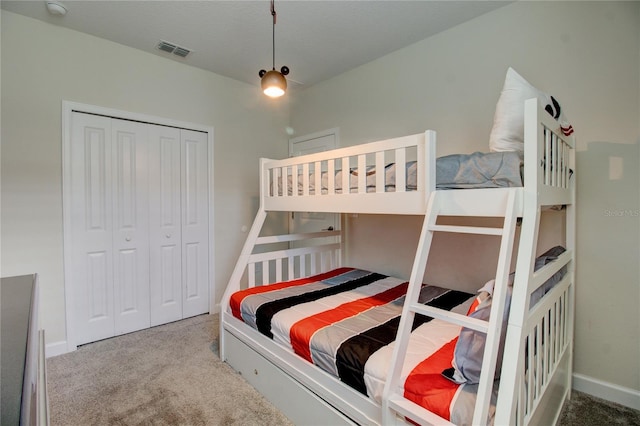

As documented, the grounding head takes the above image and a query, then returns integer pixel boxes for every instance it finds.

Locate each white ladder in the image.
[382,188,519,425]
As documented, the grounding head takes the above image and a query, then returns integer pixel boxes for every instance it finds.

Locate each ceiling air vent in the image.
[157,41,177,53]
[156,40,192,58]
[173,47,191,58]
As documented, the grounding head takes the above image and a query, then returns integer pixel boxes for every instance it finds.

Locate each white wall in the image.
[0,11,289,347]
[291,1,640,402]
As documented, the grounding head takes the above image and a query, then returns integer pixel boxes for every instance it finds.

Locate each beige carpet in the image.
[48,314,640,425]
[47,314,293,426]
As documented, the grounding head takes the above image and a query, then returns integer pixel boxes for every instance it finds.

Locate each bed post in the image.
[424,130,436,195]
[495,98,542,425]
[219,158,270,361]
[564,131,577,402]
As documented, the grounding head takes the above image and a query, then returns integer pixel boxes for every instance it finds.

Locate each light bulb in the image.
[264,86,285,97]
[261,70,287,98]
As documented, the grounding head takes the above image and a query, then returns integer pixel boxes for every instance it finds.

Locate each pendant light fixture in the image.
[259,0,289,98]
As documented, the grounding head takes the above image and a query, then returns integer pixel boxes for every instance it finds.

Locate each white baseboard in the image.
[45,340,72,358]
[46,309,221,359]
[573,373,640,411]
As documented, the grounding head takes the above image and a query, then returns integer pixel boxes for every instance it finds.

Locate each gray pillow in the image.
[442,246,566,385]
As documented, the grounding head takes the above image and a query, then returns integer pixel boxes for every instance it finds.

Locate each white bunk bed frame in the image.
[220,98,575,426]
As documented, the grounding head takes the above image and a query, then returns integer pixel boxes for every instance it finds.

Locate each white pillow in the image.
[489,67,572,152]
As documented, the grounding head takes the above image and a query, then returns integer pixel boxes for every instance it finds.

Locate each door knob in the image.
[125,237,131,242]
[322,226,334,231]
[165,234,171,239]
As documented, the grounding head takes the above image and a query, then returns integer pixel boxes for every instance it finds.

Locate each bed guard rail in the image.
[245,230,342,287]
[260,131,436,215]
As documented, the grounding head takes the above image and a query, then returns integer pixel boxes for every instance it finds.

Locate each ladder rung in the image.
[410,303,488,333]
[428,224,503,236]
[388,394,455,426]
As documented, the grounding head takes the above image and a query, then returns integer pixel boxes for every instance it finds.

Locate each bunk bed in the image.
[219,97,575,426]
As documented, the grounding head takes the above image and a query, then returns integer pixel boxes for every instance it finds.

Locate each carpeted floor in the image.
[47,314,292,425]
[47,314,640,425]
[558,391,640,426]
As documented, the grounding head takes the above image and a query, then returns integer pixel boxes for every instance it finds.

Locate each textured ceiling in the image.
[2,1,510,91]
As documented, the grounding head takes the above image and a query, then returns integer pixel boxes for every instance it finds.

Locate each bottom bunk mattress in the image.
[229,267,498,424]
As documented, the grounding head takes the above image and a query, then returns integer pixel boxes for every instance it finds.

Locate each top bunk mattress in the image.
[279,151,523,195]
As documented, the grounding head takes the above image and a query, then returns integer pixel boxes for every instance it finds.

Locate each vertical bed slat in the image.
[555,298,561,362]
[536,323,543,400]
[557,300,562,362]
[543,314,549,381]
[300,254,306,277]
[302,163,310,196]
[271,167,276,197]
[564,141,569,188]
[341,156,350,194]
[314,161,321,195]
[248,265,256,288]
[550,305,557,370]
[545,312,551,382]
[562,290,568,349]
[327,159,335,194]
[310,252,317,275]
[375,151,385,193]
[559,292,565,350]
[550,133,555,187]
[544,130,551,186]
[395,148,406,193]
[561,141,566,188]
[551,133,560,186]
[527,331,534,415]
[292,166,299,197]
[287,256,294,280]
[357,154,366,193]
[280,167,287,197]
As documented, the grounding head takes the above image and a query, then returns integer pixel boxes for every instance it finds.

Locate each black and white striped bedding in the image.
[228,268,496,423]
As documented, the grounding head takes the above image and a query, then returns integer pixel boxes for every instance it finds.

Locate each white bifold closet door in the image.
[70,112,209,346]
[148,126,209,326]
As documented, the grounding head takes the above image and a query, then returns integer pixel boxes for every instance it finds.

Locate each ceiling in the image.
[2,1,510,91]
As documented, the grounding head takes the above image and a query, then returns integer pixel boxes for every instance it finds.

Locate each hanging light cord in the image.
[271,0,277,70]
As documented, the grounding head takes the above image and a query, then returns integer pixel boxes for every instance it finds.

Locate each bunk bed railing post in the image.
[496,98,576,426]
[219,209,267,361]
[424,130,436,195]
[564,130,577,403]
[472,188,519,425]
[494,98,542,425]
[219,158,271,361]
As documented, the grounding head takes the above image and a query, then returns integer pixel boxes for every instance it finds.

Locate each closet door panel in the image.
[181,130,209,317]
[148,125,183,326]
[70,113,115,345]
[112,120,151,335]
[67,106,212,345]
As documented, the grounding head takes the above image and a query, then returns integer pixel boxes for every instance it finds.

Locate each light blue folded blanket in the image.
[435,151,524,189]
